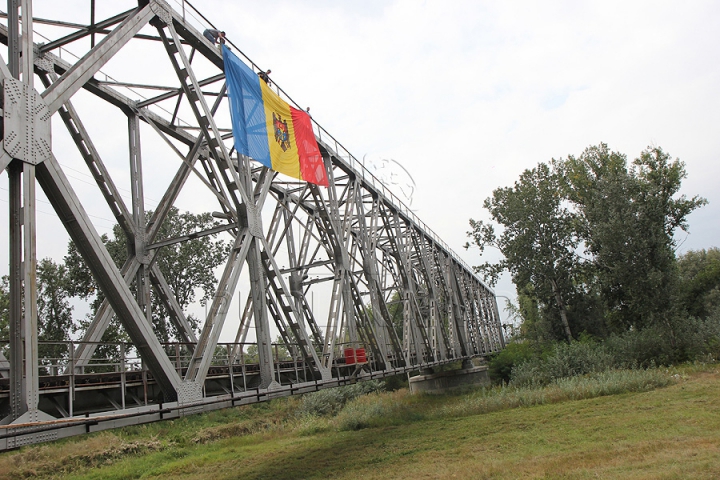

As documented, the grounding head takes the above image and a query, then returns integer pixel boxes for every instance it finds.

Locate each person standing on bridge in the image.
[258,69,272,86]
[203,28,226,46]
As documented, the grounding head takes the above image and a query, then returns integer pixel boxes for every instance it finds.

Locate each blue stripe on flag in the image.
[222,46,271,167]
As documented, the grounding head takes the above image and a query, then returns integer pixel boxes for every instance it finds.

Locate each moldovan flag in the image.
[222,46,328,187]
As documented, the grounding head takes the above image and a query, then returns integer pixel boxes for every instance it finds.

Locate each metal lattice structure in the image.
[0,0,503,449]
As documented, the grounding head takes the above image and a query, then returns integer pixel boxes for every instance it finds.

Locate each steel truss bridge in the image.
[0,0,503,449]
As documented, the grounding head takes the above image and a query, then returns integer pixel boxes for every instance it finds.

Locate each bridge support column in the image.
[3,0,55,429]
[408,364,489,394]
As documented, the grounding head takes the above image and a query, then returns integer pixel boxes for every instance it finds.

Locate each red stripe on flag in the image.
[291,107,328,187]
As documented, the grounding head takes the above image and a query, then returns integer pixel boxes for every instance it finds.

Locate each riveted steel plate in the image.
[3,78,51,164]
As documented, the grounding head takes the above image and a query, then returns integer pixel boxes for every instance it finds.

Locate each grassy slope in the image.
[2,366,720,479]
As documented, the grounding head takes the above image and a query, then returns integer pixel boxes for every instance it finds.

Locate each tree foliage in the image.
[676,248,720,319]
[564,144,707,330]
[0,262,77,368]
[65,206,230,344]
[467,160,586,341]
[468,143,707,342]
[386,291,404,339]
[244,336,291,363]
[0,207,230,372]
[36,258,75,364]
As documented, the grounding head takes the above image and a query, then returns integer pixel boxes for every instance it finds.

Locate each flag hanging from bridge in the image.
[222,46,328,187]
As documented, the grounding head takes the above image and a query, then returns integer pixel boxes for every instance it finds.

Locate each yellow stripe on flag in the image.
[260,81,301,180]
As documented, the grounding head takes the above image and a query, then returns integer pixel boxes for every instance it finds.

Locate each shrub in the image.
[382,373,409,391]
[333,390,416,431]
[671,311,720,362]
[488,341,534,384]
[511,340,613,387]
[295,380,384,417]
[508,310,720,388]
[603,326,673,368]
[603,312,720,368]
[440,368,674,418]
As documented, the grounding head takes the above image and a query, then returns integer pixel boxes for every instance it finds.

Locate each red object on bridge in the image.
[355,348,367,363]
[344,347,356,365]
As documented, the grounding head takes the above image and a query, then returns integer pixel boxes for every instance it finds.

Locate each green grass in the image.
[2,364,720,479]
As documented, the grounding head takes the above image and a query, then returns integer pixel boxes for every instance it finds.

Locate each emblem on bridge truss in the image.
[363,154,417,207]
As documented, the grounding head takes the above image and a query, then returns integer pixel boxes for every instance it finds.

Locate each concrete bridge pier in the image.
[408,360,490,394]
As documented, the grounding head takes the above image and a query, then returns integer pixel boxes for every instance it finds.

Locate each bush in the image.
[488,341,534,384]
[670,311,720,362]
[382,373,409,391]
[603,311,720,368]
[604,325,675,368]
[511,340,613,387]
[295,380,384,417]
[333,390,417,431]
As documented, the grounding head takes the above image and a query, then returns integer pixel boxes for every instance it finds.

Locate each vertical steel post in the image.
[7,0,19,77]
[128,114,150,323]
[7,161,24,421]
[5,0,24,425]
[5,0,44,424]
[120,343,126,410]
[22,161,40,415]
[248,238,276,388]
[236,153,276,390]
[90,0,95,48]
[69,342,75,417]
[21,1,38,415]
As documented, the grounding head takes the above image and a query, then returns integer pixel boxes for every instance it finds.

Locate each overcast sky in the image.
[2,0,719,319]
[208,0,720,301]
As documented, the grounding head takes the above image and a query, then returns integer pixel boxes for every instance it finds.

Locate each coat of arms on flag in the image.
[273,112,291,152]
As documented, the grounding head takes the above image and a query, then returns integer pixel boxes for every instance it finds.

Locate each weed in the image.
[0,433,162,479]
[333,390,414,431]
[438,368,674,419]
[192,420,262,444]
[295,380,384,417]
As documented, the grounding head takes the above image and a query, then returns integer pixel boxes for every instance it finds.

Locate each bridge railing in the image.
[0,339,385,379]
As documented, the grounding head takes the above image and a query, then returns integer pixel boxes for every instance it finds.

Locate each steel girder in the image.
[0,0,503,449]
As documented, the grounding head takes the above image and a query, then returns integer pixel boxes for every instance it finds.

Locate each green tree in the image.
[242,335,290,363]
[65,231,131,362]
[385,291,404,339]
[1,263,76,371]
[36,258,75,367]
[467,161,584,342]
[564,144,707,330]
[676,248,720,319]
[243,343,259,363]
[363,291,404,348]
[470,143,707,344]
[65,207,230,345]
